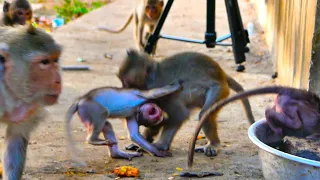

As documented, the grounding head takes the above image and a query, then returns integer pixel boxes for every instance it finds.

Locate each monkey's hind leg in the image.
[196,85,230,157]
[78,102,113,146]
[153,101,190,151]
[103,121,143,160]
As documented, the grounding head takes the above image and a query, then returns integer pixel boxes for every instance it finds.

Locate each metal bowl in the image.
[248,119,320,180]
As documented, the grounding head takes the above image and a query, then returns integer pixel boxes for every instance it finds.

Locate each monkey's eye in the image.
[17,11,23,16]
[26,12,30,16]
[40,59,50,65]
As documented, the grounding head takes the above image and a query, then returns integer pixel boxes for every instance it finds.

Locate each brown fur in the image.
[98,0,164,54]
[1,0,32,26]
[118,49,254,158]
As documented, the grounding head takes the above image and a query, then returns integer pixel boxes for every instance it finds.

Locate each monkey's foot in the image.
[153,142,169,151]
[195,144,220,157]
[110,150,143,161]
[149,149,172,157]
[86,139,116,146]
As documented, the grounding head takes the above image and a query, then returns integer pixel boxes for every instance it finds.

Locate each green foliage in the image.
[54,0,107,23]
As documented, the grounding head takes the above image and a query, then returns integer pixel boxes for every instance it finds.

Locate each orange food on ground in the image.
[112,166,140,177]
[0,162,2,177]
[197,135,205,140]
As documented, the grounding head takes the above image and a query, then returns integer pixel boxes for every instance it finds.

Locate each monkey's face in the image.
[28,52,62,105]
[145,1,164,20]
[137,103,166,126]
[118,49,151,89]
[3,51,62,105]
[12,8,32,25]
[0,26,62,105]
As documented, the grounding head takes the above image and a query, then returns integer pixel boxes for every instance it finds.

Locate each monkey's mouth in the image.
[44,94,60,105]
[148,107,161,120]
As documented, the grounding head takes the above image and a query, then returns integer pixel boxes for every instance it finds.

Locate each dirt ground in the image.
[0,0,281,179]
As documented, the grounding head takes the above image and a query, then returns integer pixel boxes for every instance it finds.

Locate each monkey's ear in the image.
[27,24,36,35]
[3,1,10,13]
[126,49,139,57]
[159,1,164,7]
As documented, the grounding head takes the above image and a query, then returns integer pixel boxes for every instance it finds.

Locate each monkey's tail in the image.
[65,99,87,167]
[97,14,133,33]
[227,76,255,124]
[188,86,290,168]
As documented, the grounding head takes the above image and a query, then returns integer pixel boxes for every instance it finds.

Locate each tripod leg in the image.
[205,0,217,48]
[224,0,249,72]
[144,0,175,54]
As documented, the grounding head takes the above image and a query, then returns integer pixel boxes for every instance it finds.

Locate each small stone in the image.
[104,53,113,60]
[86,169,96,174]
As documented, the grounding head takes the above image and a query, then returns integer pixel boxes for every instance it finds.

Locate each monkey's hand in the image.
[109,146,143,161]
[126,117,172,157]
[265,94,320,137]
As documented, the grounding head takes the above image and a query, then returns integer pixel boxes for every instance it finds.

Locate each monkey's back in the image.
[83,87,147,118]
[159,52,228,86]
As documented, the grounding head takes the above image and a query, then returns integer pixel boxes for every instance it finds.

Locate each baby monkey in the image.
[66,82,182,164]
[1,0,32,26]
[98,0,164,54]
[188,86,320,167]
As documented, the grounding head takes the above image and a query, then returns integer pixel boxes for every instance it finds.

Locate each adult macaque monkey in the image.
[1,0,33,26]
[0,25,62,179]
[98,0,164,54]
[118,49,255,157]
[66,82,182,164]
[188,86,320,167]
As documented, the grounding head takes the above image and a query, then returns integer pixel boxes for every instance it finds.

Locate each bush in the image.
[54,0,106,23]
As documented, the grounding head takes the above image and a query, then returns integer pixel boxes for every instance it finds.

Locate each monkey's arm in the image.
[138,82,182,99]
[126,116,171,157]
[2,124,31,179]
[102,121,142,160]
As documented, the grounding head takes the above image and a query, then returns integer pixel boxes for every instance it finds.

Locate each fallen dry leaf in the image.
[119,136,126,140]
[176,167,183,171]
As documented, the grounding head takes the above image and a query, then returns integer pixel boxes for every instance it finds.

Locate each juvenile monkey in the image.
[98,0,164,54]
[188,86,320,167]
[118,49,255,157]
[0,25,62,179]
[1,0,33,26]
[66,82,182,164]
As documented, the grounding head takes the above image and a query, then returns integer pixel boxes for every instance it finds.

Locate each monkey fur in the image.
[98,0,164,54]
[188,86,320,167]
[1,0,32,26]
[65,82,182,164]
[0,25,61,179]
[118,49,255,158]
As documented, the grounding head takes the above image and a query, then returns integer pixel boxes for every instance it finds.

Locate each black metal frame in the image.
[144,0,250,72]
